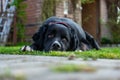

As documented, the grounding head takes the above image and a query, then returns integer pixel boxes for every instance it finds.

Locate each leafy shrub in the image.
[101,37,112,44]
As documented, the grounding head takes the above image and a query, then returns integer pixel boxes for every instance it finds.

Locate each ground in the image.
[0,54,120,80]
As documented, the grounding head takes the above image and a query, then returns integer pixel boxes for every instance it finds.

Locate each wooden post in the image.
[13,13,17,45]
[0,0,3,15]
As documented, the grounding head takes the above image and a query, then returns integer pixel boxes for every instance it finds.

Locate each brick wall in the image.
[55,1,64,18]
[23,0,82,42]
[25,0,43,25]
[24,0,43,42]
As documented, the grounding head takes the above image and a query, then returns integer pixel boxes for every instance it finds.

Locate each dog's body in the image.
[22,17,100,51]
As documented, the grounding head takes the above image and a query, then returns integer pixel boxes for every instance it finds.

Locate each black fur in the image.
[29,16,100,51]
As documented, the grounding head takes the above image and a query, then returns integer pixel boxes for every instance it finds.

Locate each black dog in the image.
[22,16,100,51]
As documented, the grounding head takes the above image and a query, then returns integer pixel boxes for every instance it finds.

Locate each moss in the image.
[52,64,96,73]
[12,0,27,42]
[0,68,26,80]
[41,0,61,21]
[81,0,94,4]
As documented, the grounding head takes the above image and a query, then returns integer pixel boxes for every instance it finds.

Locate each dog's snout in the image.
[53,43,60,48]
[51,41,61,50]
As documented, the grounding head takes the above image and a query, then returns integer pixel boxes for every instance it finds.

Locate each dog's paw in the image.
[21,46,33,51]
[75,49,82,52]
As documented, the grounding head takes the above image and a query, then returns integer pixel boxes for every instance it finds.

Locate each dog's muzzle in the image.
[50,41,61,51]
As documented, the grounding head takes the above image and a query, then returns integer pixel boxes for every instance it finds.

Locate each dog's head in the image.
[32,22,79,51]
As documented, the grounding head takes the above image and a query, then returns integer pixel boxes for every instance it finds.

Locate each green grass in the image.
[0,46,120,59]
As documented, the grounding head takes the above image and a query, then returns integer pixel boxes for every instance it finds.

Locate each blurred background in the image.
[0,0,120,46]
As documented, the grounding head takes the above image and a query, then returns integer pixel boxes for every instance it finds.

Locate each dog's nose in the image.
[53,43,60,48]
[52,41,61,50]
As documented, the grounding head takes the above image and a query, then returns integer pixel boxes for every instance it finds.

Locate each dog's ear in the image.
[32,32,40,42]
[32,24,47,50]
[69,29,79,50]
[32,25,46,41]
[85,32,100,50]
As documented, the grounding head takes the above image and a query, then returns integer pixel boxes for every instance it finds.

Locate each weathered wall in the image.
[82,0,100,41]
[100,0,111,39]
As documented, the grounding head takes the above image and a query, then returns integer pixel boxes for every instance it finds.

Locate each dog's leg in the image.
[21,45,33,51]
[85,32,100,50]
[79,42,90,51]
[21,42,40,51]
[21,40,44,52]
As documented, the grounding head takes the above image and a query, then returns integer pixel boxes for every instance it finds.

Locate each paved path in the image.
[0,54,120,80]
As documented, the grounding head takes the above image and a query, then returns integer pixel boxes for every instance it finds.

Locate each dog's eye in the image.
[62,38,67,42]
[48,34,54,38]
